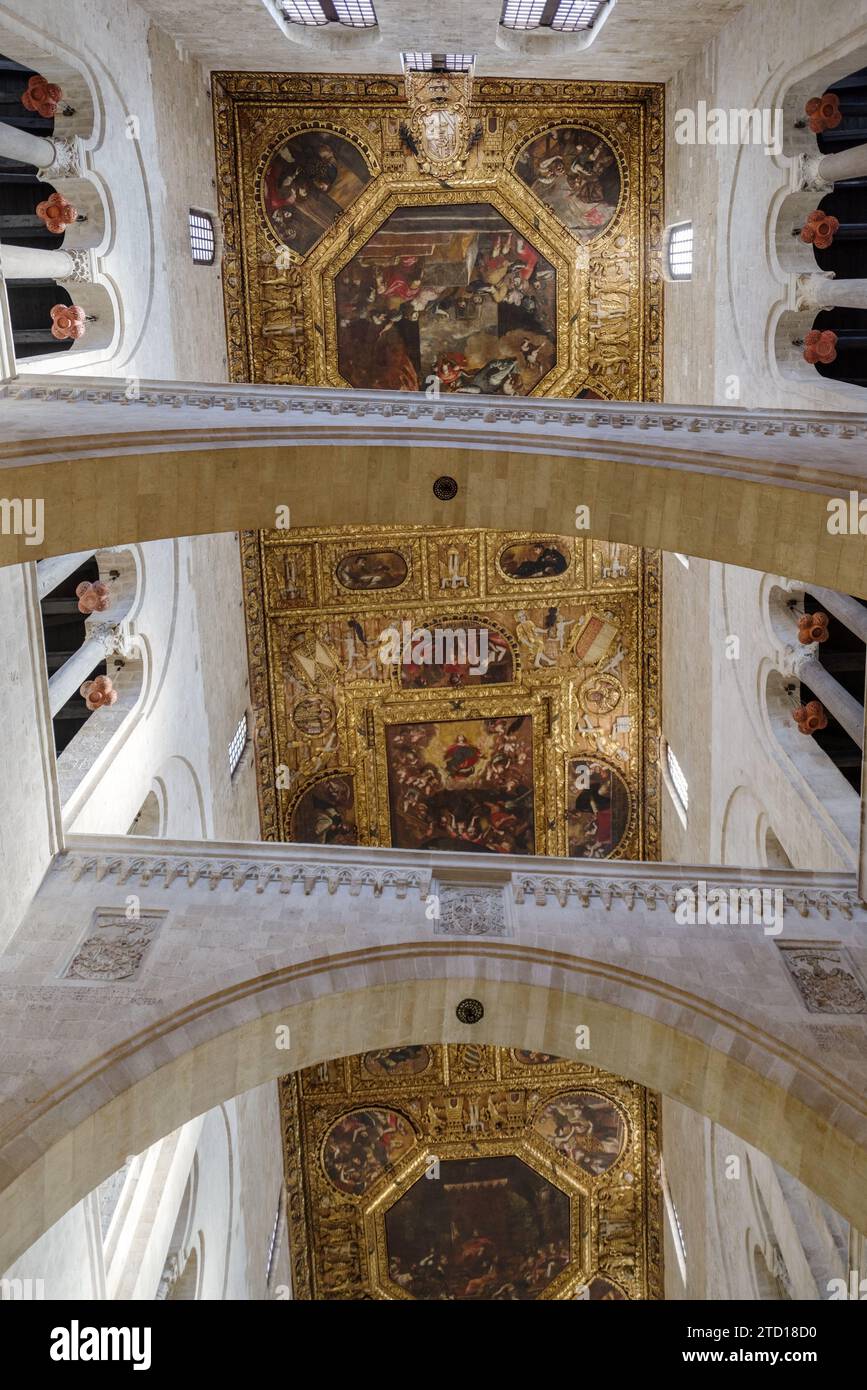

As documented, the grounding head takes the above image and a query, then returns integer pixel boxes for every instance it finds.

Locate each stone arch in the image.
[719,785,768,868]
[0,386,866,596]
[1,946,865,1272]
[760,665,859,866]
[57,545,148,816]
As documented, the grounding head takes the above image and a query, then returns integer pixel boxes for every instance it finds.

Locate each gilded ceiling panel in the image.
[241,528,660,858]
[212,70,663,399]
[280,1045,662,1301]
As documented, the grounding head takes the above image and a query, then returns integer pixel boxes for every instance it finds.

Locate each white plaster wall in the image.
[0,565,59,953]
[132,0,747,84]
[663,1096,854,1301]
[664,0,867,412]
[661,556,856,872]
[64,533,259,844]
[1,1192,104,1301]
[0,0,227,381]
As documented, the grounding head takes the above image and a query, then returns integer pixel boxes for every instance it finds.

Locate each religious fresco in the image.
[241,525,660,859]
[335,549,408,592]
[534,1090,627,1176]
[498,538,570,580]
[363,1046,432,1077]
[566,758,631,859]
[384,1155,571,1299]
[279,1046,663,1300]
[385,715,535,854]
[334,206,556,394]
[322,1108,416,1196]
[213,71,663,399]
[289,772,357,846]
[514,127,622,241]
[262,130,372,256]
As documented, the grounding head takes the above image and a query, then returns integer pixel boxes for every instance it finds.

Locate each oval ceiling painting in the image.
[515,128,621,241]
[567,758,630,859]
[335,549,409,592]
[362,1045,432,1077]
[498,539,570,580]
[322,1107,416,1196]
[533,1090,627,1177]
[262,130,372,256]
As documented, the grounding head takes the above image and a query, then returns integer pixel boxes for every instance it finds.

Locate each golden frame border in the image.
[278,1050,663,1301]
[212,70,664,397]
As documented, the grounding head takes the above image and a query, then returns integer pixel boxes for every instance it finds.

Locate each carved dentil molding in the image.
[56,849,860,919]
[4,376,867,445]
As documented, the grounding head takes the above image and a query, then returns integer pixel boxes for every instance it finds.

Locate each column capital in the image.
[796,152,833,194]
[36,135,85,182]
[796,270,837,311]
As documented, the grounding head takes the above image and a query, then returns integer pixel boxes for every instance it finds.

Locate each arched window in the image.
[188,209,216,266]
[665,222,694,281]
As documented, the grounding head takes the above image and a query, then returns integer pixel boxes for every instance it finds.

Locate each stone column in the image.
[800,142,867,192]
[789,650,865,748]
[0,242,76,281]
[47,635,105,716]
[804,585,867,645]
[0,119,55,170]
[36,550,95,600]
[796,273,867,312]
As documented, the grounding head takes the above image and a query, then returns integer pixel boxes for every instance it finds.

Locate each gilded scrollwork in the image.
[212,71,662,399]
[279,1046,662,1301]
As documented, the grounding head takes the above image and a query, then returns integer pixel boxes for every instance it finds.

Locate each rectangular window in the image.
[188,209,216,266]
[667,222,694,281]
[229,713,249,777]
[666,743,689,814]
[282,0,376,23]
[501,0,604,29]
[402,53,476,72]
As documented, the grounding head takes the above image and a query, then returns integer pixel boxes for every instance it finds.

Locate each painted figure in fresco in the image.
[516,128,621,241]
[323,1108,415,1196]
[263,132,370,256]
[383,1156,571,1299]
[334,207,556,394]
[503,541,568,579]
[534,1092,625,1176]
[386,718,535,855]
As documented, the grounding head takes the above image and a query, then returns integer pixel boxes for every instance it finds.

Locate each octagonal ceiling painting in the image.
[334,205,556,394]
[279,1045,662,1300]
[384,1155,570,1299]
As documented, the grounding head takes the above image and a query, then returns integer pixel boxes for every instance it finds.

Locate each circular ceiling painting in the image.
[515,128,621,241]
[322,1107,416,1196]
[334,203,556,393]
[262,130,372,256]
[534,1090,627,1177]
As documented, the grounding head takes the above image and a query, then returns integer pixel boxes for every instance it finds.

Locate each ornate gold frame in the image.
[279,1046,663,1301]
[212,71,663,398]
[240,528,661,861]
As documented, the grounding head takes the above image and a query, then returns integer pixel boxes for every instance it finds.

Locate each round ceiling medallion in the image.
[455,997,484,1024]
[433,476,459,501]
[577,671,623,716]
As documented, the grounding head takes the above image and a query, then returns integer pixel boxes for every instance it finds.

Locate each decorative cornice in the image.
[55,839,861,919]
[4,377,867,447]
